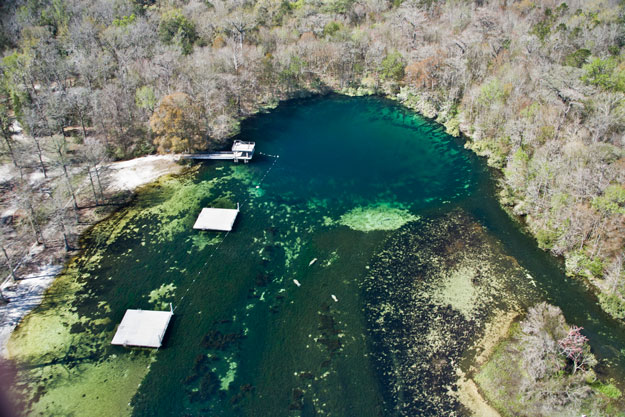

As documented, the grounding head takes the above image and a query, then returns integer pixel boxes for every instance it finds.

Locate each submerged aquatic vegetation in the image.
[338,204,418,232]
[5,166,253,416]
[142,177,219,242]
[363,209,540,415]
[6,216,158,417]
[188,233,221,252]
[148,283,176,310]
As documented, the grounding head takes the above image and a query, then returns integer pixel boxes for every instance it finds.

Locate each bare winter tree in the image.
[50,135,79,211]
[22,107,49,178]
[0,223,17,286]
[45,190,76,252]
[81,137,108,205]
[67,86,92,141]
[15,180,46,247]
[519,302,568,383]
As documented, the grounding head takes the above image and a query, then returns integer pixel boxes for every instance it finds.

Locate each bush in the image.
[592,381,623,399]
[478,78,508,106]
[599,292,625,320]
[535,226,559,250]
[112,14,136,28]
[586,257,605,277]
[324,0,355,14]
[566,250,605,279]
[564,49,591,67]
[135,86,157,112]
[323,21,343,38]
[592,184,625,214]
[582,57,625,92]
[444,117,460,137]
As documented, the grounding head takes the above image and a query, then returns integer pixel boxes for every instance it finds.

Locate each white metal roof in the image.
[193,207,239,231]
[111,309,173,348]
[232,141,255,152]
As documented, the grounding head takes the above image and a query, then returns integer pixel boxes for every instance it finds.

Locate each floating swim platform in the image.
[193,206,240,232]
[111,308,173,348]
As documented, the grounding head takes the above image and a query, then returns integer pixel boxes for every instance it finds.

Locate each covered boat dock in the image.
[184,140,256,163]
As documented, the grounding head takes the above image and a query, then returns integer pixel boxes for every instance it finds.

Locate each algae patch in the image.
[6,214,157,417]
[148,283,177,310]
[362,210,540,415]
[188,234,221,252]
[219,359,238,391]
[338,204,418,232]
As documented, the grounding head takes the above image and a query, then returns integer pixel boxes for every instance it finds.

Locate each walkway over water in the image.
[184,140,255,163]
[10,96,625,417]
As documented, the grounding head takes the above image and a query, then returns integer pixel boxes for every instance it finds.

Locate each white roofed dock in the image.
[111,308,173,348]
[193,205,240,232]
[184,140,255,163]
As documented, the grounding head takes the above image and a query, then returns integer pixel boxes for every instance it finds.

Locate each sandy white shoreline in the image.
[0,264,62,357]
[106,154,182,192]
[0,154,184,357]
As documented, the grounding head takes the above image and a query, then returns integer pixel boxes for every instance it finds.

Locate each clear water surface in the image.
[10,95,625,417]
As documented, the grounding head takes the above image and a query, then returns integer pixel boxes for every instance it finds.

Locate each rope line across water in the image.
[171,153,279,313]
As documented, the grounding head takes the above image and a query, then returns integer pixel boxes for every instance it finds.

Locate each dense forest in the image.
[0,0,624,319]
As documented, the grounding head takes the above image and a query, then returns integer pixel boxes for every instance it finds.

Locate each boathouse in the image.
[184,140,255,163]
[231,140,255,162]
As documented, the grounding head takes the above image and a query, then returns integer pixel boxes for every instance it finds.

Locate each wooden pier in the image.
[185,140,255,163]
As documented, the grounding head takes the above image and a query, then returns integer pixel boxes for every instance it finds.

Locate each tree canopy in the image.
[149,92,206,154]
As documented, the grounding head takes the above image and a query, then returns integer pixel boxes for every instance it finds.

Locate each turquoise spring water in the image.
[11,95,625,416]
[131,96,477,416]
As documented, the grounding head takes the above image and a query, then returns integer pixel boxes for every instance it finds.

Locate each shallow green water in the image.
[10,96,625,416]
[130,96,476,416]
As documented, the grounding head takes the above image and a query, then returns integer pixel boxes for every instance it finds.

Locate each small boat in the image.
[331,294,338,302]
[309,258,317,266]
[293,279,301,287]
